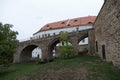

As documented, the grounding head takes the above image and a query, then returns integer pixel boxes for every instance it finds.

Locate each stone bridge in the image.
[13,28,95,63]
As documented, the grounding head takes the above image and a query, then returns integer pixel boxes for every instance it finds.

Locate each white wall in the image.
[32,47,42,58]
[33,25,92,39]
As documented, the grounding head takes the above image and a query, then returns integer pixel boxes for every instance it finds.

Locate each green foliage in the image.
[35,54,41,64]
[59,31,68,46]
[59,32,75,59]
[0,23,18,65]
[59,45,75,59]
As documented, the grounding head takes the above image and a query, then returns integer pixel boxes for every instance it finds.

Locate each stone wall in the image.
[78,44,88,52]
[94,0,120,68]
[88,29,95,55]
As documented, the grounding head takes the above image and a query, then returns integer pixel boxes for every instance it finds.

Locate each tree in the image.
[59,31,75,59]
[0,23,18,66]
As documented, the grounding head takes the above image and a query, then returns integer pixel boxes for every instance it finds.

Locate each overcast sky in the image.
[0,0,104,41]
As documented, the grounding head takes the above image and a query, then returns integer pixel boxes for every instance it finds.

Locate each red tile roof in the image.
[36,16,96,33]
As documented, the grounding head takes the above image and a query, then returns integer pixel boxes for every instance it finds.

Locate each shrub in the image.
[59,32,75,59]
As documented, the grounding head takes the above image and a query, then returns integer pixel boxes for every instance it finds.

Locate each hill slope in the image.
[0,55,120,80]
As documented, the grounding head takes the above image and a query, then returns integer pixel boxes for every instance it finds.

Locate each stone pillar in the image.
[45,34,47,37]
[73,43,79,55]
[40,42,53,62]
[70,37,79,55]
[53,33,55,36]
[88,29,95,55]
[13,48,21,63]
[41,46,49,61]
[48,34,50,37]
[39,35,40,38]
[42,35,44,38]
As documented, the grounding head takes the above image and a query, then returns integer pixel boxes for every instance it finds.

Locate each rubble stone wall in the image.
[94,0,120,68]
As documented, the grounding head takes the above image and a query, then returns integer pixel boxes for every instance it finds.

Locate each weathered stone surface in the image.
[13,29,95,63]
[94,0,120,68]
[88,29,95,55]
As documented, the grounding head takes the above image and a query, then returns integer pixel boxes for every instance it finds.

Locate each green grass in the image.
[0,62,39,80]
[0,55,120,80]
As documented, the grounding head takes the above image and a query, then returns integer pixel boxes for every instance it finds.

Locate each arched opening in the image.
[79,37,88,45]
[48,39,60,59]
[78,34,88,54]
[48,39,73,59]
[20,45,42,62]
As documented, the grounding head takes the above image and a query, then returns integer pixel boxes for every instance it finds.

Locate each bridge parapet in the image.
[19,28,93,44]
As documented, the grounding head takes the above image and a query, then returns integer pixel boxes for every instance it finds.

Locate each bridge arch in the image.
[48,38,60,58]
[78,33,88,44]
[48,37,73,58]
[20,44,41,62]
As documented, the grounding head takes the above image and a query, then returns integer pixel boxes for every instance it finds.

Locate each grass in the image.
[0,55,120,80]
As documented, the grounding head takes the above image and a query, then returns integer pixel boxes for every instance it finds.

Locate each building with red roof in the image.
[33,16,96,39]
[32,16,96,58]
[34,16,96,34]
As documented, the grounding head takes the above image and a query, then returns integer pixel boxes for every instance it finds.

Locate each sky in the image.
[0,0,104,41]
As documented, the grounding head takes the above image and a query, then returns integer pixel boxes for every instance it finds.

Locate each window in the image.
[96,41,98,52]
[102,44,106,59]
[49,27,52,29]
[46,25,50,27]
[76,27,79,31]
[74,20,78,22]
[88,22,92,24]
[67,24,70,26]
[82,39,85,43]
[61,22,65,24]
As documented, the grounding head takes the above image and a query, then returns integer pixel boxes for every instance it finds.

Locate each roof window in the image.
[88,22,93,24]
[74,20,78,22]
[61,22,65,24]
[49,27,52,29]
[46,25,50,27]
[67,24,71,26]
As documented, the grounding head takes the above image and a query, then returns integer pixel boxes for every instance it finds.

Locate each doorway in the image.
[102,44,106,59]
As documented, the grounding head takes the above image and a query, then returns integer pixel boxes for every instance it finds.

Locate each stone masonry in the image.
[14,29,95,63]
[94,0,120,68]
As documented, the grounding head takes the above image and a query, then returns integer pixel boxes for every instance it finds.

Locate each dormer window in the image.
[61,22,65,24]
[46,25,50,27]
[67,24,71,26]
[49,27,52,29]
[74,20,78,22]
[88,22,93,24]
